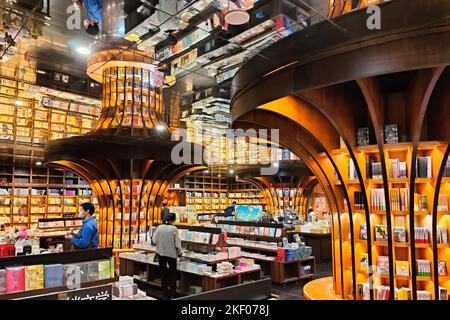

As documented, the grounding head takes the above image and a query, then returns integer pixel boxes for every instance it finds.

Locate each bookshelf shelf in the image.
[437,243,449,249]
[415,178,433,184]
[373,241,388,247]
[416,276,432,282]
[395,275,411,281]
[414,243,431,249]
[394,242,409,248]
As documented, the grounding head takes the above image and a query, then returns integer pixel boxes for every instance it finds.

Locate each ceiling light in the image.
[156,125,165,131]
[224,2,250,26]
[274,162,279,167]
[44,22,51,26]
[44,15,52,21]
[76,47,91,55]
[35,161,42,166]
[15,100,24,106]
[204,170,209,174]
[229,169,234,174]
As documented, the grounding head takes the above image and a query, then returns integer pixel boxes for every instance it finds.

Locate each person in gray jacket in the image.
[153,213,182,299]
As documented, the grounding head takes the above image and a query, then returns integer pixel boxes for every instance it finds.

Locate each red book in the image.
[5,266,25,293]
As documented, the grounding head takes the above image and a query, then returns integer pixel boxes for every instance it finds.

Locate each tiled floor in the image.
[271,262,333,300]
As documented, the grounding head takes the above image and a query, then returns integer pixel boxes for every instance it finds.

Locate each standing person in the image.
[65,202,99,249]
[308,207,317,223]
[161,203,170,223]
[153,213,182,300]
[72,0,103,36]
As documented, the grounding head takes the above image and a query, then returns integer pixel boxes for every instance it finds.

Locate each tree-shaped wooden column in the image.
[44,48,205,249]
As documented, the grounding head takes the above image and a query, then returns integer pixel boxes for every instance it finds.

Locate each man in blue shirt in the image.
[65,202,99,249]
[73,0,103,36]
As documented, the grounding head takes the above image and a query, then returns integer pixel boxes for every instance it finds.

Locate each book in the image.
[375,225,388,242]
[44,264,64,288]
[25,265,44,291]
[438,260,447,276]
[437,226,448,244]
[395,287,411,300]
[356,127,370,146]
[360,253,369,272]
[384,124,398,144]
[417,259,432,277]
[360,224,368,240]
[0,269,5,293]
[416,156,432,178]
[5,266,25,293]
[393,227,407,243]
[439,287,448,300]
[357,283,370,300]
[414,227,429,244]
[395,261,409,276]
[375,285,390,300]
[376,256,389,275]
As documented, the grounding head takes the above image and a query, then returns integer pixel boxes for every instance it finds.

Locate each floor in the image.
[271,262,333,300]
[140,262,333,300]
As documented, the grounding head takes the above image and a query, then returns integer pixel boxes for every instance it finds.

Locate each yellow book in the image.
[25,265,44,291]
[395,261,410,276]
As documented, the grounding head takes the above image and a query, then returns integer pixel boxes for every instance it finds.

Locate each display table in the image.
[119,253,261,296]
[303,277,341,300]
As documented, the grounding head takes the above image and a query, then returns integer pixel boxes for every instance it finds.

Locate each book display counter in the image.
[119,252,261,296]
[0,248,116,300]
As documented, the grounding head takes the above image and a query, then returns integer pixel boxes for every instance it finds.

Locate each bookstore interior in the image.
[0,0,448,302]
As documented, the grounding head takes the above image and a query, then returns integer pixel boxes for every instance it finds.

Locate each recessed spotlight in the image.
[229,169,234,174]
[44,15,52,21]
[35,161,42,166]
[204,170,209,174]
[156,125,165,131]
[15,100,24,106]
[76,47,91,55]
[218,174,221,178]
[274,162,279,167]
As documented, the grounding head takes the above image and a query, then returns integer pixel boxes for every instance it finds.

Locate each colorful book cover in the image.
[396,261,410,276]
[25,265,44,291]
[360,253,369,272]
[5,266,25,293]
[375,225,388,242]
[360,224,368,240]
[393,227,407,243]
[44,264,63,288]
[439,261,448,276]
[376,256,389,275]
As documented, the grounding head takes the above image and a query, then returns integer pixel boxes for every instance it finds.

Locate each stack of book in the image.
[371,162,383,179]
[444,157,450,177]
[414,227,429,244]
[354,191,365,210]
[357,283,370,300]
[437,226,448,244]
[390,188,408,211]
[348,159,358,181]
[417,290,432,300]
[437,194,449,212]
[387,158,407,178]
[375,286,390,300]
[371,189,386,211]
[395,287,412,300]
[417,259,432,277]
[414,193,428,212]
[416,156,432,178]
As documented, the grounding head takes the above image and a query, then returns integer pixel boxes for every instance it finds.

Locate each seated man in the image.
[73,0,103,36]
